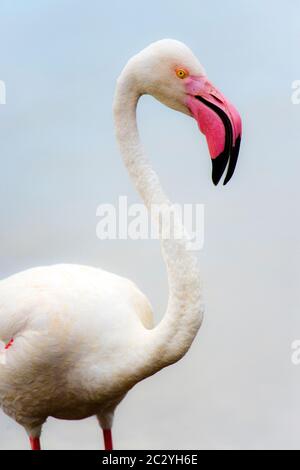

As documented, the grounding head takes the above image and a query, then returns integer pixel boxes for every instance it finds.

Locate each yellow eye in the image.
[176,68,188,79]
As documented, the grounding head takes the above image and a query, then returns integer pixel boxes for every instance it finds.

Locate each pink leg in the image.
[103,429,113,450]
[30,436,41,450]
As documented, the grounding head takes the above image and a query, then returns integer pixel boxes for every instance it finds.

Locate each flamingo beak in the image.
[185,77,242,185]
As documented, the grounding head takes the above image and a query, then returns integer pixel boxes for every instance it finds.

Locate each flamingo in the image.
[0,39,242,450]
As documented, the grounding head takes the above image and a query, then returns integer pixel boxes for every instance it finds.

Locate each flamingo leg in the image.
[103,429,113,450]
[30,436,41,450]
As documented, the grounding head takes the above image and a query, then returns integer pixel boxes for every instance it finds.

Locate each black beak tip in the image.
[212,174,221,186]
[211,151,230,186]
[212,135,242,187]
[223,135,241,186]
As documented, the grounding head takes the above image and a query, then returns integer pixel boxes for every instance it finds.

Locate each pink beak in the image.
[186,76,242,185]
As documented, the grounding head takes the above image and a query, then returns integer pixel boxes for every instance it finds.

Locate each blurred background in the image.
[0,0,299,450]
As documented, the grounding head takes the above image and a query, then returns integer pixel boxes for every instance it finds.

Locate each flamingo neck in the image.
[113,69,204,377]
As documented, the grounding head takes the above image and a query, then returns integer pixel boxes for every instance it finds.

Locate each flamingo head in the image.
[127,39,242,185]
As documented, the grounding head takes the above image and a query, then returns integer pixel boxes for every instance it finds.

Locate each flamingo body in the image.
[0,264,153,434]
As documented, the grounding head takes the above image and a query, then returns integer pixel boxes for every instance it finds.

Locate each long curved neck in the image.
[113,71,204,380]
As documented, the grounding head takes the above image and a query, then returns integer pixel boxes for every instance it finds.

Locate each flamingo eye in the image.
[176,68,188,79]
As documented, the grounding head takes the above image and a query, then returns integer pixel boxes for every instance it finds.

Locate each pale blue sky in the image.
[0,0,299,449]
